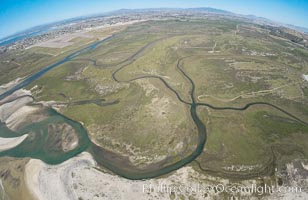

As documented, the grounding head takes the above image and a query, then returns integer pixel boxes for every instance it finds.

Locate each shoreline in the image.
[0,134,28,152]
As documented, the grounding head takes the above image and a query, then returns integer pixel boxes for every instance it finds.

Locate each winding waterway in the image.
[0,36,307,180]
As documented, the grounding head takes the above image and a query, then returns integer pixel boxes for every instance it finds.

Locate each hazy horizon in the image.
[1,0,308,39]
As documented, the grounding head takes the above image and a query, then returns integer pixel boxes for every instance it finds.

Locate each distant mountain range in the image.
[111,7,233,15]
[1,7,307,46]
[110,7,308,33]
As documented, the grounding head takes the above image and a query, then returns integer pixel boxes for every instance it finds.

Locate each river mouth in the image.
[0,108,90,165]
[0,36,208,180]
[0,34,307,181]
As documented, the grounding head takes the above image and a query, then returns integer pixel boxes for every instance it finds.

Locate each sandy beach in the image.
[24,152,230,200]
[0,134,28,152]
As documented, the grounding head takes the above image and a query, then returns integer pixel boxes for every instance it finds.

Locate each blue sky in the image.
[0,0,308,39]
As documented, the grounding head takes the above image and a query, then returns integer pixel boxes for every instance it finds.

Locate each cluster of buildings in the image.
[0,10,230,53]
